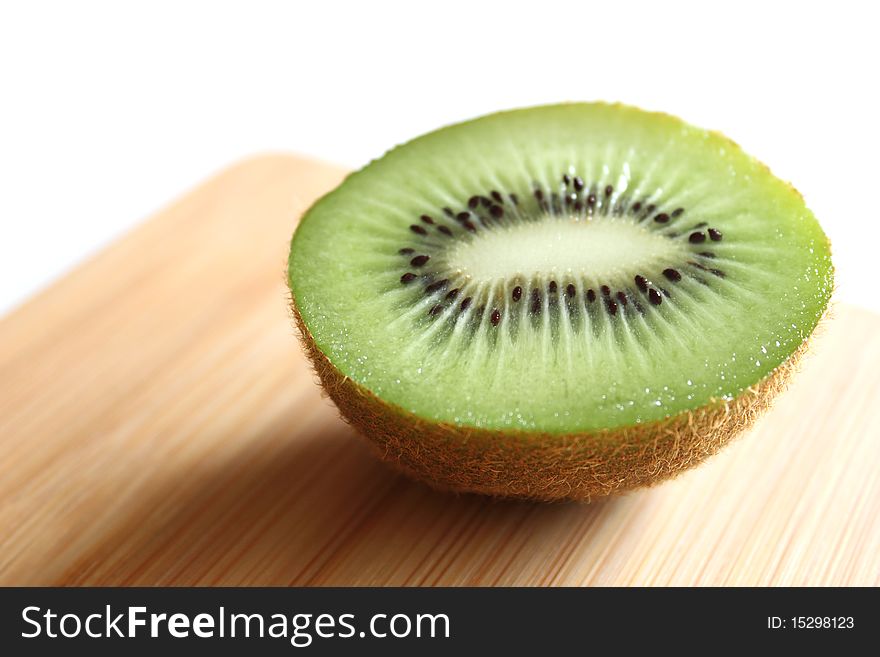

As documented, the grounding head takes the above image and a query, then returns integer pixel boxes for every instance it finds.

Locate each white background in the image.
[1,0,878,316]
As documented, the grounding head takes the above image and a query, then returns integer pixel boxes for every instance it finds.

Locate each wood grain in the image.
[1,154,877,586]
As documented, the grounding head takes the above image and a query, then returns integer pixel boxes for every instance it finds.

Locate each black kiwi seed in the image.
[410,255,430,267]
[654,213,669,223]
[425,279,448,294]
[601,285,611,296]
[456,212,470,222]
[446,288,459,300]
[574,201,583,211]
[509,193,519,205]
[562,174,571,185]
[606,299,618,315]
[437,225,453,236]
[549,281,558,294]
[399,247,414,255]
[689,232,706,243]
[634,275,648,292]
[616,291,628,306]
[490,205,504,218]
[708,228,723,241]
[410,224,427,235]
[480,196,492,207]
[648,288,663,305]
[428,304,443,317]
[467,196,479,209]
[443,207,455,217]
[587,194,597,206]
[512,286,522,302]
[534,189,544,201]
[491,191,503,203]
[491,309,501,326]
[586,289,596,303]
[671,207,684,218]
[575,177,586,191]
[463,220,477,232]
[662,268,682,282]
[460,297,472,311]
[632,201,642,213]
[566,283,576,298]
[420,215,434,225]
[400,273,416,284]
[605,185,613,196]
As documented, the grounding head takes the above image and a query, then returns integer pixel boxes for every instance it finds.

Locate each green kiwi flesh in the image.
[288,103,833,500]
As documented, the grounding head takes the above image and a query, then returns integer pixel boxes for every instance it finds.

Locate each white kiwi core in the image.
[446,216,688,285]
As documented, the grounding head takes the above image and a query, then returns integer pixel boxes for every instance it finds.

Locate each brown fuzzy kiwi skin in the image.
[290,296,814,502]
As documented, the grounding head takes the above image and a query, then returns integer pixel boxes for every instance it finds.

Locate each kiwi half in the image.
[288,103,833,501]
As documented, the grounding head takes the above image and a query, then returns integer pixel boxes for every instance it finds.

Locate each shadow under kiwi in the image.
[56,401,623,586]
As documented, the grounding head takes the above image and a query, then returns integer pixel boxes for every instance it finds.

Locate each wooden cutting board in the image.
[1,155,877,586]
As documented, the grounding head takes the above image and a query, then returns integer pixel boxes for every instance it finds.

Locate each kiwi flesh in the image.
[288,103,833,501]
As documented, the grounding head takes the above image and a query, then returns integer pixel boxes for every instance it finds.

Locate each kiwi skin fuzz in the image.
[291,298,811,502]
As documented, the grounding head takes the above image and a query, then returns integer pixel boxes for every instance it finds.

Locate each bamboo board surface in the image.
[1,155,878,586]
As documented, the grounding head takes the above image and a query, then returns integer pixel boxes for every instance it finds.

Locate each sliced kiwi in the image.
[288,103,833,501]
